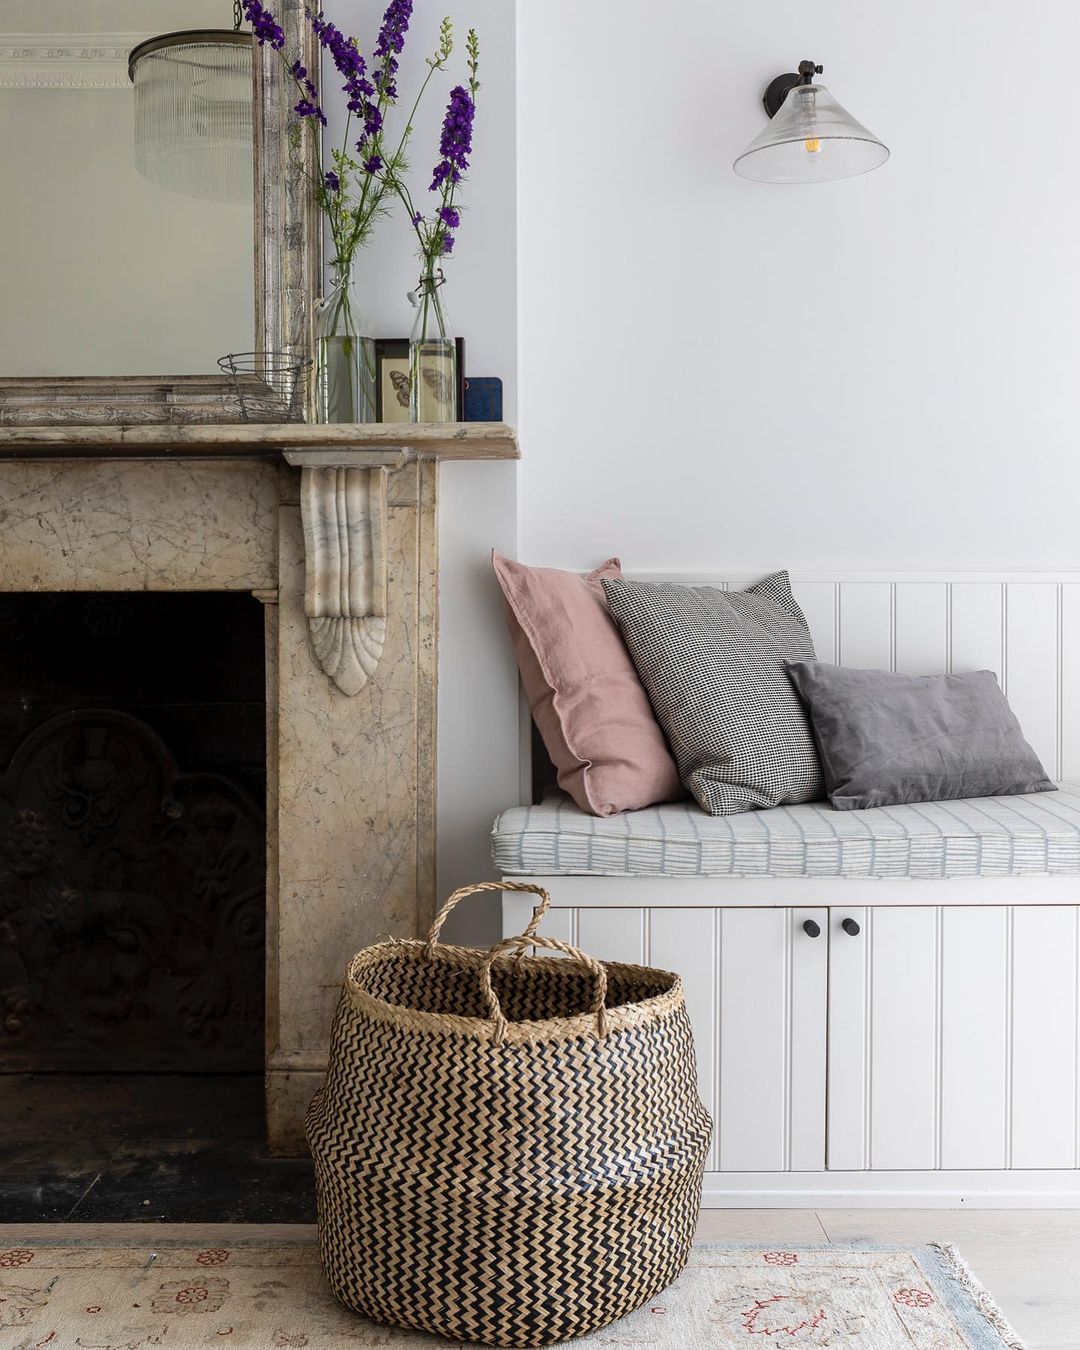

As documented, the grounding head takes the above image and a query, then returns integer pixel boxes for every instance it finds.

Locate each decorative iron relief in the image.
[0,710,264,1071]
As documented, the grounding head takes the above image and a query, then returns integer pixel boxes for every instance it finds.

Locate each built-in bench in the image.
[497,573,1080,1208]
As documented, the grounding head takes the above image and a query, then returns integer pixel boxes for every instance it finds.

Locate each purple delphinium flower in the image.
[324,170,340,192]
[412,211,424,227]
[243,0,285,48]
[372,0,413,101]
[291,59,319,99]
[307,9,375,114]
[438,206,460,228]
[429,85,475,191]
[363,155,384,174]
[440,233,455,255]
[295,98,327,126]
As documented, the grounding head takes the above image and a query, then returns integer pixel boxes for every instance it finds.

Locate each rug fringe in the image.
[929,1242,1028,1350]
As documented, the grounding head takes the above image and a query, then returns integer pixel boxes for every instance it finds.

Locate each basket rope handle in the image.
[478,934,609,1046]
[424,881,552,959]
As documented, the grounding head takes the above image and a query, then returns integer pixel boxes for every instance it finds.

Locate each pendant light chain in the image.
[234,0,243,31]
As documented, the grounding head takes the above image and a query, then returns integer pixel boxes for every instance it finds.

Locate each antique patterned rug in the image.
[0,1240,1025,1349]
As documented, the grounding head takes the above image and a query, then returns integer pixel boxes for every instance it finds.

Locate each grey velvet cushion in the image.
[602,571,824,815]
[785,661,1055,811]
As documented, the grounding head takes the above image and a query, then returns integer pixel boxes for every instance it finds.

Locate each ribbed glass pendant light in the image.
[129,4,253,205]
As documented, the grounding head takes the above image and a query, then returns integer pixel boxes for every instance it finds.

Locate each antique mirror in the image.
[0,0,318,425]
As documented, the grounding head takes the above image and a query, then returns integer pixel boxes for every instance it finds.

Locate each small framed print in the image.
[373,339,411,423]
[374,337,466,422]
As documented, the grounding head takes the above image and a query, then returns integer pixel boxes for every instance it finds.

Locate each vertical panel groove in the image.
[934,907,944,1170]
[1075,908,1080,1170]
[783,916,792,1172]
[1058,582,1065,781]
[833,584,841,664]
[713,909,722,1173]
[864,909,873,1170]
[945,583,954,675]
[1001,584,1009,698]
[1005,906,1015,1169]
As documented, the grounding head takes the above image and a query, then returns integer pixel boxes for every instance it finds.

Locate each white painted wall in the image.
[516,1,1080,571]
[321,0,518,942]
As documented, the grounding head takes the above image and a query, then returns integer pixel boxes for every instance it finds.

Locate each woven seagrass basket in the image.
[306,882,712,1348]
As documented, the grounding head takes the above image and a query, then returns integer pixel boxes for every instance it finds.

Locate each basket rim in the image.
[343,938,687,1044]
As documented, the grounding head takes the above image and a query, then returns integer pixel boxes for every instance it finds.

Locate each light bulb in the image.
[804,137,823,155]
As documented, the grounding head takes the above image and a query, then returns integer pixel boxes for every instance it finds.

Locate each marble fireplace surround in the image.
[0,423,518,1153]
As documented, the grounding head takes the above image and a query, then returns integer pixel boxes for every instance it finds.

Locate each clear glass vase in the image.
[314,270,376,424]
[408,262,457,423]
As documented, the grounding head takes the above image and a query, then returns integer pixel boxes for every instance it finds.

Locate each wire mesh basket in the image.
[217,351,311,423]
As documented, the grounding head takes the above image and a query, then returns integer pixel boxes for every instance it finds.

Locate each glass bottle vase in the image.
[408,262,457,423]
[314,270,376,424]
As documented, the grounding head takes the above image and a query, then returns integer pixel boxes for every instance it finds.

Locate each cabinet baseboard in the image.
[702,1169,1080,1208]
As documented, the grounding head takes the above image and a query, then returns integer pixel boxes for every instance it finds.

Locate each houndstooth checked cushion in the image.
[602,571,823,815]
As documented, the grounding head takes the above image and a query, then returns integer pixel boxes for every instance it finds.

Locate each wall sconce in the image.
[733,60,889,184]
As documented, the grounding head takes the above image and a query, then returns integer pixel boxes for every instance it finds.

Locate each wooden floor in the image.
[1,1211,1077,1349]
[695,1209,1080,1350]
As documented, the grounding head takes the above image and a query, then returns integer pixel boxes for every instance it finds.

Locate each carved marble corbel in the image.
[285,452,401,695]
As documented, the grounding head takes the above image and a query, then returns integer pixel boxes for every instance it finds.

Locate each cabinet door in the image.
[716,908,828,1172]
[827,905,1080,1171]
[511,904,830,1175]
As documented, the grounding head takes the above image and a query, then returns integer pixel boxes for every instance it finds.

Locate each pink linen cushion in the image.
[492,552,683,816]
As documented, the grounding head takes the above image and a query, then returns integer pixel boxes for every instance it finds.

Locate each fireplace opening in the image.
[0,592,312,1220]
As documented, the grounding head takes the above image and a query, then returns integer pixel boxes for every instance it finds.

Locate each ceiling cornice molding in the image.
[0,33,147,90]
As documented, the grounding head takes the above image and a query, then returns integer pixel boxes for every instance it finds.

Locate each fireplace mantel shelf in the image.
[0,420,519,461]
[0,421,516,699]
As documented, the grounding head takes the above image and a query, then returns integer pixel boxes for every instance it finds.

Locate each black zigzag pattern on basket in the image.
[307,942,712,1348]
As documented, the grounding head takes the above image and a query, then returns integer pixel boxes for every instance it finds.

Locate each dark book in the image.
[463,376,503,422]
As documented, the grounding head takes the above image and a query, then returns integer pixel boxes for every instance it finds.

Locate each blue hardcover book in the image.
[463,376,503,422]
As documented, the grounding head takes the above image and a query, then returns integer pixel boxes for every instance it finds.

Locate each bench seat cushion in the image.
[492,787,1080,880]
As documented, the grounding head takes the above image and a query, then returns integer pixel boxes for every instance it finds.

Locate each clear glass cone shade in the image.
[733,83,889,184]
[132,32,253,205]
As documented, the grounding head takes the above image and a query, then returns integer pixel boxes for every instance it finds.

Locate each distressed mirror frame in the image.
[0,0,320,428]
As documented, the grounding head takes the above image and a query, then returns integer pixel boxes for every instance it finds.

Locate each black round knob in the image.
[842,917,861,937]
[802,919,821,938]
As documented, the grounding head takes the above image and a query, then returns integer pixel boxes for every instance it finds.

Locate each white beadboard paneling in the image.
[529,904,574,953]
[838,584,893,670]
[575,907,645,965]
[1005,583,1060,778]
[789,910,828,1172]
[940,907,1008,1169]
[501,894,534,941]
[649,908,719,1170]
[826,906,870,1171]
[791,582,838,662]
[1061,586,1080,779]
[949,582,1004,677]
[894,584,948,674]
[718,909,790,1172]
[614,572,1080,787]
[1010,906,1079,1169]
[868,907,939,1170]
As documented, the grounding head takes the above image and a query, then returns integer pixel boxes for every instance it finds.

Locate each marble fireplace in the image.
[0,426,516,1152]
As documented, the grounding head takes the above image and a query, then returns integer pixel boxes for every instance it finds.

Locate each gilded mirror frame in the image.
[0,0,320,427]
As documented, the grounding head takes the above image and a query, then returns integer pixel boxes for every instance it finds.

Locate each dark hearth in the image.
[0,593,266,1073]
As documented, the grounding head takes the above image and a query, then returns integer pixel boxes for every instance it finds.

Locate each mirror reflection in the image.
[0,0,254,378]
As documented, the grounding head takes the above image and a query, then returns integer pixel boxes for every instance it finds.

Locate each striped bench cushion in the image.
[492,787,1080,880]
